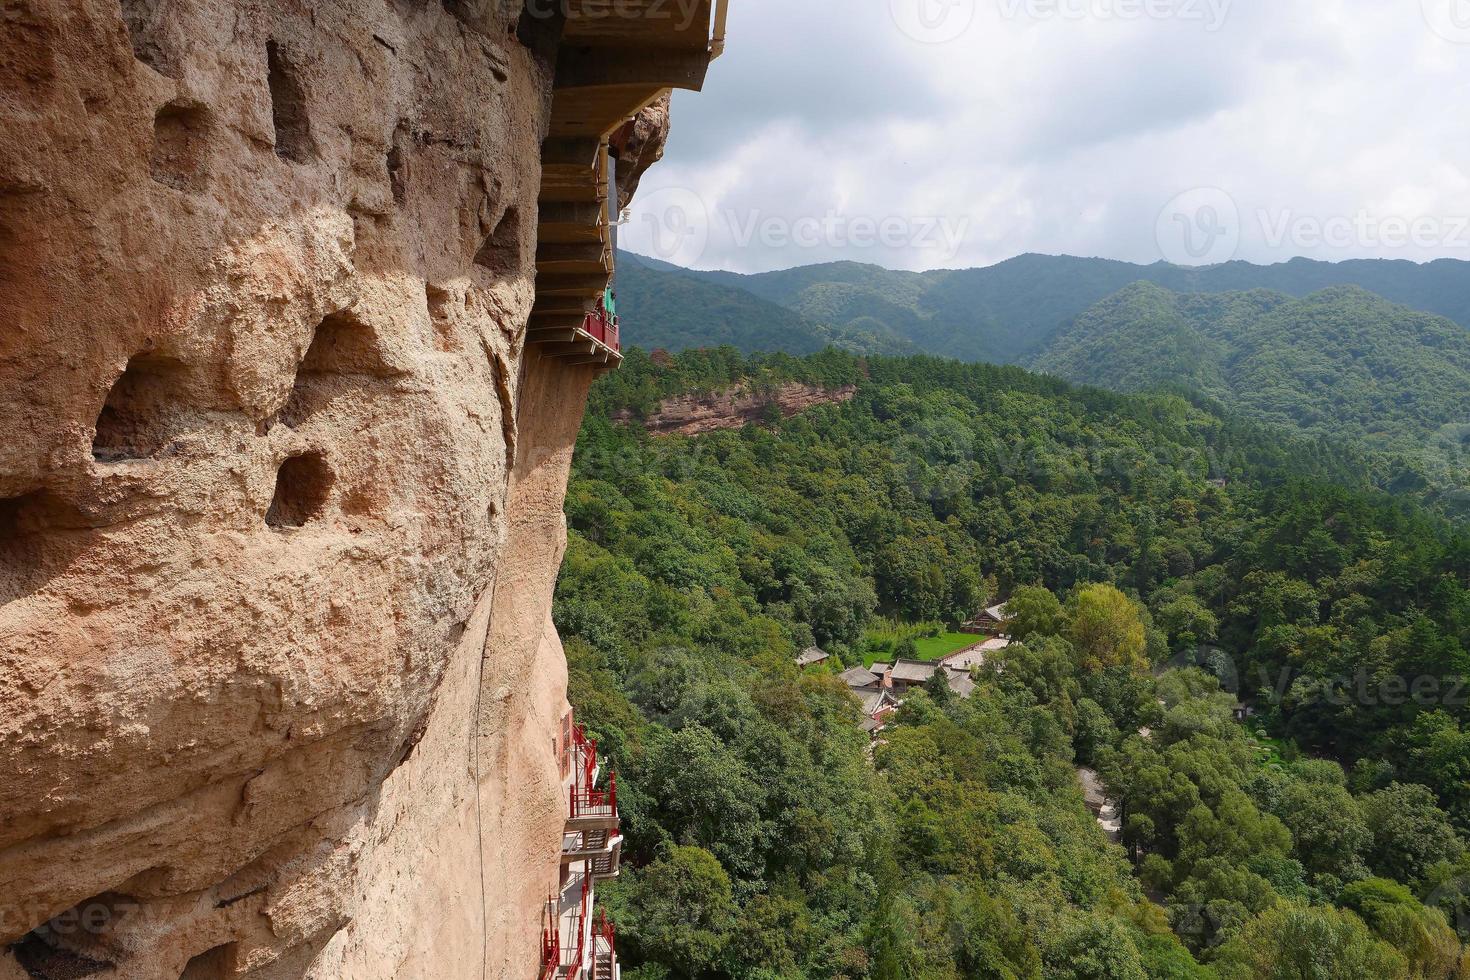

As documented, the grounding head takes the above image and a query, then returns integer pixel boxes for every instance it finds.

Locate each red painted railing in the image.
[540,899,560,980]
[570,770,617,820]
[596,910,616,954]
[568,724,618,821]
[542,878,594,979]
[581,311,620,353]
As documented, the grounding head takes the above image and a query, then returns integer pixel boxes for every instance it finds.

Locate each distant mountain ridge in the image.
[616,251,1470,513]
[616,252,921,356]
[1034,283,1470,453]
[620,250,1470,365]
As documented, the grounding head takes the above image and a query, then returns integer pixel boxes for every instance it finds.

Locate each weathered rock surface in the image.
[618,381,859,436]
[0,2,667,976]
[610,92,670,206]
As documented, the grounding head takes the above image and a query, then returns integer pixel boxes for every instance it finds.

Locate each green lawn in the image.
[912,632,982,661]
[862,630,979,667]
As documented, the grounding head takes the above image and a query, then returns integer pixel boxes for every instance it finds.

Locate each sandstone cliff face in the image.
[0,2,661,976]
[619,382,859,436]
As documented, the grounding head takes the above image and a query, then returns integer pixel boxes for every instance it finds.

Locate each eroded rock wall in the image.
[617,381,859,436]
[0,1,637,976]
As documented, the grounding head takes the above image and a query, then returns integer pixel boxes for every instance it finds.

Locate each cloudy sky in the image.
[618,0,1470,273]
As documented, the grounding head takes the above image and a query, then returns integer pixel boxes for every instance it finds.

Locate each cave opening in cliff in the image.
[150,101,211,192]
[302,309,397,378]
[179,942,238,980]
[266,41,315,164]
[474,206,523,278]
[0,490,90,605]
[278,309,399,428]
[120,0,179,78]
[93,353,192,462]
[266,452,333,529]
[6,890,147,979]
[10,930,114,979]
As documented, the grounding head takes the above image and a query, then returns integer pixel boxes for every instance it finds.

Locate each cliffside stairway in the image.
[530,0,727,369]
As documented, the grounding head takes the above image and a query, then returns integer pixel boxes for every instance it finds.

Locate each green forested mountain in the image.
[619,251,1470,365]
[617,252,834,355]
[558,347,1470,980]
[1032,283,1470,513]
[618,254,1470,514]
[618,253,921,356]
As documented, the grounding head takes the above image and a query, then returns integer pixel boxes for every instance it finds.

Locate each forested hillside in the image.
[1032,283,1470,510]
[619,255,1470,515]
[620,252,1470,365]
[618,253,921,356]
[556,348,1470,979]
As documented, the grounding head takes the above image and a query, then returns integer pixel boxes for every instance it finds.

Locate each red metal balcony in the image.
[581,310,620,354]
[567,725,619,831]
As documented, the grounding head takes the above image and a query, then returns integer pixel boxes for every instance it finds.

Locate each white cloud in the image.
[619,0,1470,273]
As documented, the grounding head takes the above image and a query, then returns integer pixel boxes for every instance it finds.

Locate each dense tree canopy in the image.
[558,348,1470,978]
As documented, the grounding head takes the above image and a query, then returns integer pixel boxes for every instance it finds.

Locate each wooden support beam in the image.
[564,351,618,366]
[541,137,603,168]
[537,243,607,263]
[535,273,610,296]
[532,301,597,320]
[530,319,590,335]
[562,0,715,49]
[536,340,601,356]
[548,84,674,140]
[538,223,609,246]
[527,327,582,344]
[554,47,711,91]
[539,200,607,226]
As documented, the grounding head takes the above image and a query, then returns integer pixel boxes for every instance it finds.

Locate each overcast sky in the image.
[618,0,1470,273]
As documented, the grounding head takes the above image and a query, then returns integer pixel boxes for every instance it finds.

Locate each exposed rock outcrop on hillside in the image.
[621,382,858,436]
[610,92,670,205]
[0,3,677,977]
